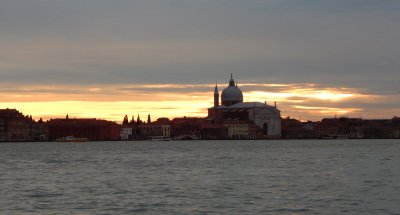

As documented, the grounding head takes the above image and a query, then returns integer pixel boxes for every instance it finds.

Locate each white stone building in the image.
[208,75,281,138]
[120,127,133,140]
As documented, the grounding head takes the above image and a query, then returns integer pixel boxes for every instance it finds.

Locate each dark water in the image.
[0,140,399,214]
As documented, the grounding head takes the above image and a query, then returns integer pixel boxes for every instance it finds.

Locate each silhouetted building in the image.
[47,118,120,141]
[171,117,204,140]
[362,118,400,139]
[120,126,133,140]
[208,75,281,138]
[0,109,48,142]
[200,124,227,140]
[138,118,171,140]
[281,117,315,139]
[223,120,256,139]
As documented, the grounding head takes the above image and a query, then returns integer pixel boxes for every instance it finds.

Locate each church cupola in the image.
[221,74,243,106]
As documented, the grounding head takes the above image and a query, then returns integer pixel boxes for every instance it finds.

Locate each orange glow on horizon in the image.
[293,105,363,114]
[0,82,384,122]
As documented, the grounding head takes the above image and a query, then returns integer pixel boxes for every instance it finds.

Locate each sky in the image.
[0,0,399,122]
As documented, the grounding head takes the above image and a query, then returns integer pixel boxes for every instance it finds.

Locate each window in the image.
[263,123,268,135]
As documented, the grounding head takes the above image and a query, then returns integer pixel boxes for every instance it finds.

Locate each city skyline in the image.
[1,1,399,121]
[0,79,391,122]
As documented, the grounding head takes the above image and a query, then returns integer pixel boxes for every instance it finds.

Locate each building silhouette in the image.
[208,75,281,139]
[0,109,48,142]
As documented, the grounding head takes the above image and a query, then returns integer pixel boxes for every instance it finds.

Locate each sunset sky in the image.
[1,0,399,122]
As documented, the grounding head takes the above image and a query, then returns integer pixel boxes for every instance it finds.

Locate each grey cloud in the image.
[118,86,211,93]
[0,0,399,96]
[0,87,82,94]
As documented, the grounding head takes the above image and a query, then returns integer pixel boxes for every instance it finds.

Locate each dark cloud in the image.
[0,86,84,94]
[0,0,399,115]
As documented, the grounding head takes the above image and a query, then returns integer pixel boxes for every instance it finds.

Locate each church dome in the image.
[221,75,243,106]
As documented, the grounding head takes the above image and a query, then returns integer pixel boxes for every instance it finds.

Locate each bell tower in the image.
[214,83,219,107]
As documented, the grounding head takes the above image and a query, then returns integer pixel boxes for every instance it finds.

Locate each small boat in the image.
[55,136,89,142]
[336,135,348,139]
[150,137,172,141]
[319,135,335,139]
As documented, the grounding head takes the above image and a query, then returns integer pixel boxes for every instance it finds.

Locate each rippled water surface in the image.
[0,140,399,214]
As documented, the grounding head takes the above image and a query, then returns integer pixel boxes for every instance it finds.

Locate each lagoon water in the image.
[0,140,399,214]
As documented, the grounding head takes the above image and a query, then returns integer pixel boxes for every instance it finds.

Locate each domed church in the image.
[221,75,243,106]
[208,75,281,138]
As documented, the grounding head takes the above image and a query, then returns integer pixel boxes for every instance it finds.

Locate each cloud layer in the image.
[0,1,399,120]
[0,82,397,122]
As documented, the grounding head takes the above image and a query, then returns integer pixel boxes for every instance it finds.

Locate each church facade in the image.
[208,75,281,138]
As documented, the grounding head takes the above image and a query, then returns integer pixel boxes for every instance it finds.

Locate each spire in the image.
[214,82,220,107]
[147,114,151,124]
[229,74,235,86]
[137,114,141,123]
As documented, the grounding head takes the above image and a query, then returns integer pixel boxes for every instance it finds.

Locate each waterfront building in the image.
[138,118,171,140]
[120,126,133,140]
[208,75,281,138]
[171,117,204,140]
[200,124,227,140]
[0,109,27,141]
[46,117,120,141]
[223,120,256,139]
[0,109,48,142]
[313,117,364,139]
[281,117,315,139]
[362,118,400,139]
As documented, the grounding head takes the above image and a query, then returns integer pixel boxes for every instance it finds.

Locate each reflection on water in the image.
[0,140,399,214]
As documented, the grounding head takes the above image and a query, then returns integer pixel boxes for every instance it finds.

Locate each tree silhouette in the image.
[130,115,135,125]
[123,115,129,125]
